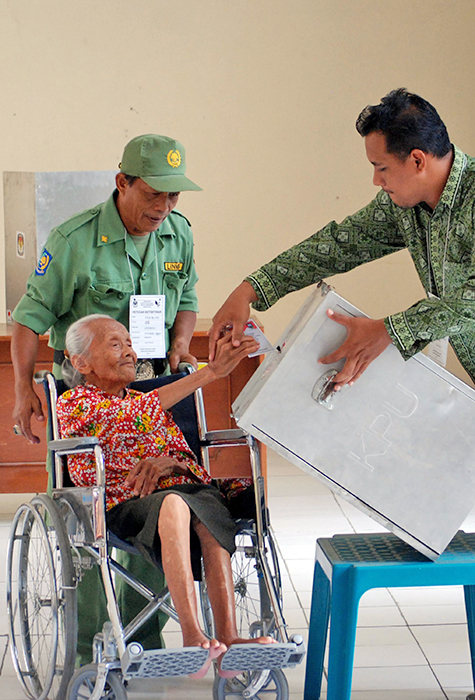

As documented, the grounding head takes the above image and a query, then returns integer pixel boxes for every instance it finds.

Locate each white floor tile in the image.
[357,605,408,627]
[400,604,467,626]
[341,691,446,699]
[445,689,475,700]
[268,475,331,498]
[431,662,473,687]
[359,587,395,607]
[350,664,442,691]
[411,623,469,645]
[419,640,471,665]
[355,625,419,646]
[389,585,465,607]
[353,641,427,667]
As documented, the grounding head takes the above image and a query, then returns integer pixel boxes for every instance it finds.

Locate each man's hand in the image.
[168,310,198,373]
[11,322,44,443]
[168,342,198,374]
[13,383,45,444]
[208,281,258,360]
[319,311,392,388]
[125,457,188,497]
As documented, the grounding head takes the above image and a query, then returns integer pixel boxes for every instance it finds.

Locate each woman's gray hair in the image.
[61,314,113,387]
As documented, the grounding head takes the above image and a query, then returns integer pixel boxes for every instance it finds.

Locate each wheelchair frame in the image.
[7,369,305,700]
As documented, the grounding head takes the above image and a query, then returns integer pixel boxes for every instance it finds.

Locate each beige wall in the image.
[1,0,475,381]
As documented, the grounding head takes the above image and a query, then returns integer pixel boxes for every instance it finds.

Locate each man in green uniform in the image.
[11,133,202,662]
[209,88,475,387]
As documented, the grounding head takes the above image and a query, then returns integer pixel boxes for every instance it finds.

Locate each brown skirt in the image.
[106,483,237,580]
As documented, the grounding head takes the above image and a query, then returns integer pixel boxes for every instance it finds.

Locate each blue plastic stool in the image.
[303,531,475,700]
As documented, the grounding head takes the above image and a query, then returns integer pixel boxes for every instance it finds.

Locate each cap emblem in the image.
[167,149,181,168]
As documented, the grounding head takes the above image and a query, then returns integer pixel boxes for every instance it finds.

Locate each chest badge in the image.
[165,262,184,271]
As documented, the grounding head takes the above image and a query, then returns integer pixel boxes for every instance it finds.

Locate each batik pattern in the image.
[246,146,475,380]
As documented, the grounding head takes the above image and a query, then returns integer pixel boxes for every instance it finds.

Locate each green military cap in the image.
[119,134,202,192]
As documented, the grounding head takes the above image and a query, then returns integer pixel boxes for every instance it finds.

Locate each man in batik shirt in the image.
[209,88,475,388]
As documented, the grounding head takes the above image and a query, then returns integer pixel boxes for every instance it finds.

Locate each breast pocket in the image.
[85,281,134,317]
[163,272,188,328]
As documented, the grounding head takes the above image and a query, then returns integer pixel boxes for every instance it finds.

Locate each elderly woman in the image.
[57,314,275,678]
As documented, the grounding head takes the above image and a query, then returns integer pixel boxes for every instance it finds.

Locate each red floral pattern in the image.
[57,384,211,510]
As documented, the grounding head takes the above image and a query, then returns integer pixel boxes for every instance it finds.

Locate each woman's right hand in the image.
[207,332,259,380]
[125,457,188,497]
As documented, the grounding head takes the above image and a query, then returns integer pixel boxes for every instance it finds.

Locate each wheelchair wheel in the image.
[67,664,127,700]
[6,494,77,700]
[200,525,283,641]
[232,527,283,640]
[213,669,289,700]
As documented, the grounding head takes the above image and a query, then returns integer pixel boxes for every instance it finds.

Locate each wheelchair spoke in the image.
[213,669,289,700]
[7,497,77,700]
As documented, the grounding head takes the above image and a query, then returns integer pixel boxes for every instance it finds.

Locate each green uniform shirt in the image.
[246,145,475,382]
[12,192,199,352]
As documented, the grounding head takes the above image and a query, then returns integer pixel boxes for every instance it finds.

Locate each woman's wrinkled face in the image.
[75,318,137,395]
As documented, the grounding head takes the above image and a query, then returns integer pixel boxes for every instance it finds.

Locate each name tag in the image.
[164,262,183,271]
[129,295,166,359]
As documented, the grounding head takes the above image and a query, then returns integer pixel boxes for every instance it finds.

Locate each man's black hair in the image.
[356,88,451,159]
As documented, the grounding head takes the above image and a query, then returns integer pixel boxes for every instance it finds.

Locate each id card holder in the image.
[129,294,166,358]
[426,292,449,367]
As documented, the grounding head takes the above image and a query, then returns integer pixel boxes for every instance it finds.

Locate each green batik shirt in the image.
[246,145,475,382]
[12,192,199,352]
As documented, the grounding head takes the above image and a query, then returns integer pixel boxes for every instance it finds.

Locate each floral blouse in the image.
[57,384,211,510]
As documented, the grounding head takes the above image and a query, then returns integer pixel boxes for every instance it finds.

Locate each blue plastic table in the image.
[304,531,475,700]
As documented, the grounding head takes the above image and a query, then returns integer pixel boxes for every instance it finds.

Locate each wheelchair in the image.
[6,367,305,700]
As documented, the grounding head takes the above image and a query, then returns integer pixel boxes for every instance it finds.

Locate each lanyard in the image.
[125,232,160,295]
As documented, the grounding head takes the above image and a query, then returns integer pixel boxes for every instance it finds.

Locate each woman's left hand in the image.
[125,457,187,497]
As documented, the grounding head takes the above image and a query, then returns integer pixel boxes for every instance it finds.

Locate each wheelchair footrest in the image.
[124,646,209,678]
[220,640,305,671]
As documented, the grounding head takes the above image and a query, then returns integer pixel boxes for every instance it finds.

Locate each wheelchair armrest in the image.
[48,436,100,454]
[204,429,248,443]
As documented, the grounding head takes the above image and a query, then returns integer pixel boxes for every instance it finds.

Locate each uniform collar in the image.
[438,145,467,210]
[96,191,177,248]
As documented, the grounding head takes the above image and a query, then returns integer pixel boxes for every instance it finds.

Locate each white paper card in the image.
[129,295,166,359]
[426,337,449,367]
[243,319,275,357]
[426,292,448,367]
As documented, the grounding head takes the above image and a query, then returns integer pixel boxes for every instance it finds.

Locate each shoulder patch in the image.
[55,204,102,237]
[35,248,52,275]
[171,209,192,227]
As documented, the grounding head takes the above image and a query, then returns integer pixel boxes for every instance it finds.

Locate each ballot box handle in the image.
[311,370,339,410]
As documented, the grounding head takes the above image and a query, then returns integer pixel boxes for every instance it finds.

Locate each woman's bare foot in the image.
[217,636,277,678]
[187,636,227,679]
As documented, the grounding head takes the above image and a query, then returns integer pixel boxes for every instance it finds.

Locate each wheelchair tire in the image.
[200,526,283,641]
[67,664,127,700]
[213,669,289,700]
[232,527,283,639]
[6,494,77,700]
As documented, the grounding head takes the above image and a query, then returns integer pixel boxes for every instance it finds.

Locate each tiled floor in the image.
[1,451,475,699]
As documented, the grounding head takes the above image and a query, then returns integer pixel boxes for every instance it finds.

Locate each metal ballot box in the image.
[233,284,475,560]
